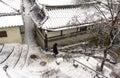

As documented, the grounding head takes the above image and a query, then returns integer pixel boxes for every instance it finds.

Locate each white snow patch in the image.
[0,15,23,28]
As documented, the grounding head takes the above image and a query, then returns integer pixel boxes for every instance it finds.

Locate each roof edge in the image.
[40,20,102,31]
[36,1,101,7]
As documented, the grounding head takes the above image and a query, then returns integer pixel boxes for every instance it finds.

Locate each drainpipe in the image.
[44,30,48,51]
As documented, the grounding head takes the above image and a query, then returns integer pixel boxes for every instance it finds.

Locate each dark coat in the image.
[53,43,58,55]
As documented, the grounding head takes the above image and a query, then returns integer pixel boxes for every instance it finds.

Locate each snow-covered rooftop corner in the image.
[0,15,24,28]
[0,0,21,11]
[0,2,17,14]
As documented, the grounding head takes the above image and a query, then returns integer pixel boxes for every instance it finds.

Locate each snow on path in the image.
[0,43,112,78]
[7,69,28,78]
[2,44,30,70]
[75,57,99,70]
[15,44,29,70]
[0,44,4,52]
[2,44,22,69]
[0,66,9,78]
[0,44,14,64]
[74,56,111,78]
[48,61,94,78]
[23,0,37,47]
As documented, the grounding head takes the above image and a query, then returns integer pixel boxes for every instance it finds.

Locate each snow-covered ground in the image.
[0,0,120,78]
[0,43,114,78]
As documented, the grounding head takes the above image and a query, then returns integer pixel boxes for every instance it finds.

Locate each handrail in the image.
[73,59,107,78]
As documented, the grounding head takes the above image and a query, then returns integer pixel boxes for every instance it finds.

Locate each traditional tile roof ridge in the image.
[36,0,99,6]
[45,1,101,8]
[0,14,24,28]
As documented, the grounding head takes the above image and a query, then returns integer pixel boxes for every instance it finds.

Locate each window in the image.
[80,26,87,32]
[61,30,63,36]
[37,9,45,20]
[0,31,7,37]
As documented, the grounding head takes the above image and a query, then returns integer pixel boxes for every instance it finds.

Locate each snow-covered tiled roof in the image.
[30,2,111,31]
[44,7,110,30]
[0,15,23,28]
[0,2,17,14]
[42,7,100,30]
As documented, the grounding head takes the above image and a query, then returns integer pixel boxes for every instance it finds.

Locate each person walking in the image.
[53,43,58,57]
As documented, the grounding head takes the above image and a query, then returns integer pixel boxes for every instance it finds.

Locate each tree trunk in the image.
[100,49,107,71]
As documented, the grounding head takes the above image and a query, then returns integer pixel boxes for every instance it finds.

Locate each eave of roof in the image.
[39,21,101,31]
[0,0,21,11]
[0,15,24,28]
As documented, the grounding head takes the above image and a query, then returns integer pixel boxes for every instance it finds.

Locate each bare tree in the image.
[94,0,120,71]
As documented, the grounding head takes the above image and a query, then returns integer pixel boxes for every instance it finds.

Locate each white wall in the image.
[0,27,22,43]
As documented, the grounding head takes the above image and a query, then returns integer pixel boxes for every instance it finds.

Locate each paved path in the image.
[0,44,28,69]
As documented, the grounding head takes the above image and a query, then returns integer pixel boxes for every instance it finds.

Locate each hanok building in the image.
[0,1,24,44]
[29,0,111,49]
[0,15,23,43]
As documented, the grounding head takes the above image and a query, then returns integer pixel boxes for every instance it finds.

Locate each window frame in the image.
[0,31,7,38]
